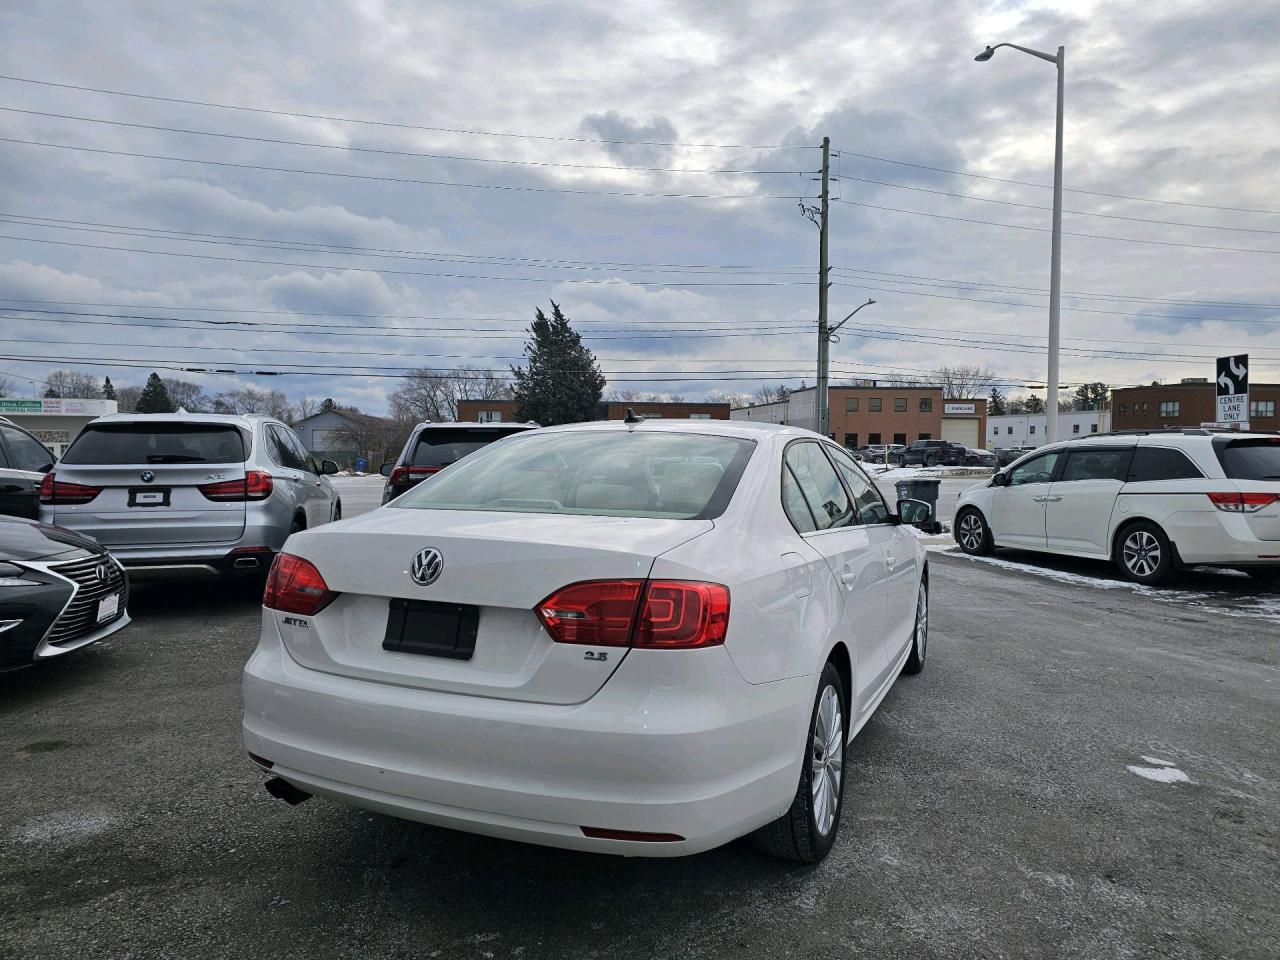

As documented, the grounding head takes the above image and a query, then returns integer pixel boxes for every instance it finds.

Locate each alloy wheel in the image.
[811,685,844,836]
[958,513,984,551]
[1123,530,1162,578]
[915,581,928,660]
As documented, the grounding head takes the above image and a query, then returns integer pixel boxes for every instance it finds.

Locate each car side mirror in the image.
[320,459,340,475]
[379,461,395,477]
[897,498,933,528]
[992,471,1009,487]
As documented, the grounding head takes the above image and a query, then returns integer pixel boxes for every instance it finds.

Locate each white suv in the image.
[953,430,1280,584]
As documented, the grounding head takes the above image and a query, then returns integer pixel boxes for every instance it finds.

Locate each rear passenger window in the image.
[268,425,308,471]
[785,442,854,530]
[827,446,891,524]
[1060,449,1131,482]
[1127,448,1203,482]
[0,425,53,472]
[781,465,818,533]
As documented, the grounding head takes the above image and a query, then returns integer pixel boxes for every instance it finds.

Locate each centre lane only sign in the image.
[1216,354,1249,425]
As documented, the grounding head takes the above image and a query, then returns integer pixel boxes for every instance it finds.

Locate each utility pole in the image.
[815,136,830,437]
[1046,45,1064,442]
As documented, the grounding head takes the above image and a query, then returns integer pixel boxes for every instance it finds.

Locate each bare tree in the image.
[294,396,320,421]
[212,386,294,421]
[115,385,143,413]
[0,375,14,396]
[44,369,101,399]
[389,366,512,423]
[162,379,212,412]
[329,409,405,467]
[932,365,997,399]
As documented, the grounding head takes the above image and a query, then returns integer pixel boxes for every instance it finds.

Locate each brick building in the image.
[1111,381,1280,431]
[455,398,730,423]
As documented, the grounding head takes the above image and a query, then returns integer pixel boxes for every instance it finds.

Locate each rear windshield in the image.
[1217,438,1280,480]
[411,428,528,467]
[396,430,756,520]
[62,423,248,465]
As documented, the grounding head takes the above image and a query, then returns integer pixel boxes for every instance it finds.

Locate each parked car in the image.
[993,446,1036,467]
[0,515,130,672]
[954,430,1280,584]
[963,447,997,468]
[0,417,56,519]
[39,414,340,575]
[380,421,538,503]
[245,420,932,863]
[895,440,967,468]
[855,443,904,465]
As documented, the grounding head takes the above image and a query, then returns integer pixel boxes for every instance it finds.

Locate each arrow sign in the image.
[1216,354,1249,425]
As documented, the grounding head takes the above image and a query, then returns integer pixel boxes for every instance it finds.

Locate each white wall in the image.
[988,410,1110,448]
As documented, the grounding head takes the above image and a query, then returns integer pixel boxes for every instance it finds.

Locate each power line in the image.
[0,214,812,276]
[832,148,1280,217]
[0,137,813,201]
[0,107,812,176]
[835,174,1280,235]
[833,198,1280,255]
[0,74,816,150]
[0,233,816,287]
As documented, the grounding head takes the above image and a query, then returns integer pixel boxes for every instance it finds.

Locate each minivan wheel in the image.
[956,509,993,556]
[1115,521,1174,585]
[750,663,847,863]
[902,578,928,674]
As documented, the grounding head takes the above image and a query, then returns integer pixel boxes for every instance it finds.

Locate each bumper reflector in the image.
[580,827,684,843]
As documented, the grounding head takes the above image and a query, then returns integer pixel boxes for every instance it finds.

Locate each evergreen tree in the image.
[135,372,175,413]
[102,377,117,401]
[511,301,605,425]
[1023,394,1046,414]
[320,397,337,412]
[987,387,1006,416]
[43,385,60,398]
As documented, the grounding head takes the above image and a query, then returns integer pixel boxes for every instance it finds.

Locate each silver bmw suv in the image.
[39,413,340,575]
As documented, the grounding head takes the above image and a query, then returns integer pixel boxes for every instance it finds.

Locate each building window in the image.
[894,398,907,412]
[1159,401,1180,418]
[1073,423,1080,434]
[920,398,933,412]
[688,413,712,419]
[1007,427,1013,435]
[1091,424,1098,433]
[992,426,998,436]
[1251,400,1275,418]
[845,397,860,412]
[1140,402,1148,412]
[1119,403,1127,415]
[868,432,882,444]
[869,398,882,412]
[918,433,931,441]
[476,409,503,422]
[844,433,859,448]
[893,433,907,445]
[1030,425,1036,434]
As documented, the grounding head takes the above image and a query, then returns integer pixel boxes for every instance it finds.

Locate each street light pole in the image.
[815,136,831,437]
[976,42,1065,443]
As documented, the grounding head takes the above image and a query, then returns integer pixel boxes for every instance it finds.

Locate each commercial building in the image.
[455,399,730,422]
[988,409,1111,448]
[1111,380,1280,431]
[730,386,987,449]
[0,397,117,457]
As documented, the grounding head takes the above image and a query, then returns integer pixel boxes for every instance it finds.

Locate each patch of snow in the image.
[1141,756,1177,767]
[1127,764,1191,784]
[864,465,993,480]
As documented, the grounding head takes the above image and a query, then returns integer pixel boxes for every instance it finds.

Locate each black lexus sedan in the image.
[0,515,130,672]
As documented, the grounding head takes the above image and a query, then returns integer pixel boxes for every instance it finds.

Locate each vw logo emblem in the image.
[140,470,155,483]
[95,562,110,583]
[409,547,444,586]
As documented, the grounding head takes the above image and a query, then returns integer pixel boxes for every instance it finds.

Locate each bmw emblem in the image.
[140,470,155,483]
[409,547,444,586]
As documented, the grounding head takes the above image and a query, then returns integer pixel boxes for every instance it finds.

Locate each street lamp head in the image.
[974,46,995,61]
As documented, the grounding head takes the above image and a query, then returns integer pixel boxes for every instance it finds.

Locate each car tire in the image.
[902,577,928,675]
[333,501,342,522]
[289,515,305,536]
[925,456,937,468]
[1114,521,1174,585]
[955,508,993,556]
[750,663,847,863]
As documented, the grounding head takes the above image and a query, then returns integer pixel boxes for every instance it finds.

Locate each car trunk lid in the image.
[1215,437,1280,540]
[280,508,714,704]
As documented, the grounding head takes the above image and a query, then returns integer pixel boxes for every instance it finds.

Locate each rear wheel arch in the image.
[826,641,852,723]
[291,510,307,533]
[1111,515,1175,561]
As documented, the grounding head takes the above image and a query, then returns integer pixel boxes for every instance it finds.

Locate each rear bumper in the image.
[242,617,812,857]
[1166,511,1280,565]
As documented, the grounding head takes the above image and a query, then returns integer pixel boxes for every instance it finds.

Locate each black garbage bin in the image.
[895,478,942,533]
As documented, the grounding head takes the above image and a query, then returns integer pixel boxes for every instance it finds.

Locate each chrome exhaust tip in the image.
[232,557,261,570]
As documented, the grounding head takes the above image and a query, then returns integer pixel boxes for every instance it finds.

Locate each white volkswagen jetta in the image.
[243,419,930,861]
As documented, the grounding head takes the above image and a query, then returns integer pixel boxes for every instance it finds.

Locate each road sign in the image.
[1216,354,1249,426]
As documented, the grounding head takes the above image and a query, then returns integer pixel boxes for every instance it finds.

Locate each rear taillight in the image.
[263,553,336,615]
[199,470,273,502]
[1208,492,1280,513]
[38,473,101,505]
[536,579,730,650]
[389,465,440,486]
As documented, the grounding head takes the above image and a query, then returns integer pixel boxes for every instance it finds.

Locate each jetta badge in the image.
[409,547,444,586]
[140,470,155,483]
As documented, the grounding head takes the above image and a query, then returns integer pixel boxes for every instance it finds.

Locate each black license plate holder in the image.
[128,487,171,508]
[383,598,479,660]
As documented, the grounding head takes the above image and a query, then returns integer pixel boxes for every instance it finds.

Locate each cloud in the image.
[580,111,680,168]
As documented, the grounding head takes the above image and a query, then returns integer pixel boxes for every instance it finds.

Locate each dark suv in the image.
[896,440,967,467]
[381,421,538,503]
[0,417,56,519]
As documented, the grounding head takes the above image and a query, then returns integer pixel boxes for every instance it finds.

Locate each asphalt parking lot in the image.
[2,484,1278,959]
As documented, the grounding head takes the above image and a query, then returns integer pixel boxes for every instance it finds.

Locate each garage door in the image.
[942,417,980,447]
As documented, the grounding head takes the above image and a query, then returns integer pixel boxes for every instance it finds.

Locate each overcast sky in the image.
[1,0,1277,412]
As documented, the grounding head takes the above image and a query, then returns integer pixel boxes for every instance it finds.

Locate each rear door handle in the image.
[839,571,857,587]
[1043,495,1062,502]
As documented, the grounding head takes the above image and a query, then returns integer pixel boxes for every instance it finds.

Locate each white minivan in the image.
[954,430,1280,584]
